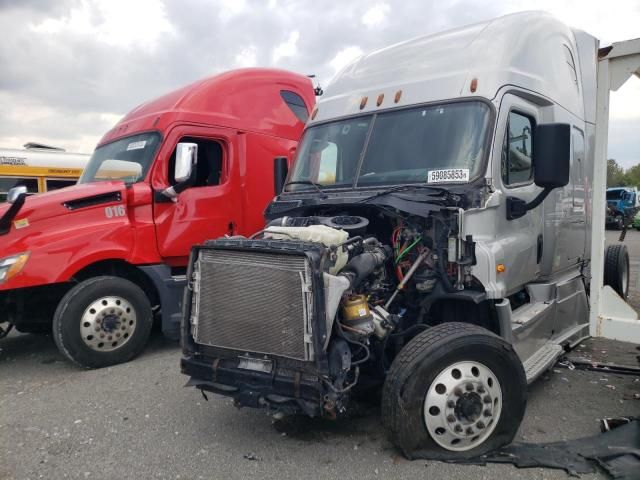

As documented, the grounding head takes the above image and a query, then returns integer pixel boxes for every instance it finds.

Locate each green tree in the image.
[623,164,640,188]
[607,159,626,187]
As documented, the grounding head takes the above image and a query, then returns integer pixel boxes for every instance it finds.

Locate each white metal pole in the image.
[589,58,610,337]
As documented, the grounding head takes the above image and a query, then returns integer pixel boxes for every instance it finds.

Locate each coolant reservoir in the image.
[264,224,348,274]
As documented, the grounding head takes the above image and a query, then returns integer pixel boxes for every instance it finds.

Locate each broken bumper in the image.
[180,354,324,416]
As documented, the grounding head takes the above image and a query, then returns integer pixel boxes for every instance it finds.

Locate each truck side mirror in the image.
[7,186,28,204]
[160,142,198,202]
[0,186,28,235]
[174,142,198,183]
[273,156,288,195]
[507,123,571,220]
[533,123,570,190]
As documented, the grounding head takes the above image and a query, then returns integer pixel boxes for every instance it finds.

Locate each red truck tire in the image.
[52,276,153,368]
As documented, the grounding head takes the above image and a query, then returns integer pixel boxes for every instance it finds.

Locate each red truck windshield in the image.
[79,132,161,184]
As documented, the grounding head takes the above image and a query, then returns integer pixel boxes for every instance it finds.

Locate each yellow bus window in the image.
[46,178,77,191]
[0,177,38,201]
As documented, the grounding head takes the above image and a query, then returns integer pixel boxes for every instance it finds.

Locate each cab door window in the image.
[169,137,224,187]
[502,111,534,186]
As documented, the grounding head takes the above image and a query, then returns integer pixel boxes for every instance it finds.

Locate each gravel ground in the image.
[0,231,639,480]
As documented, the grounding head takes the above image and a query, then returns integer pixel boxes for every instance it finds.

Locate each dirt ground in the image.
[0,231,638,480]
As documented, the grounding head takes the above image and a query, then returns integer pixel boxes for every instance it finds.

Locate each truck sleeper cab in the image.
[181,13,633,460]
[0,68,315,368]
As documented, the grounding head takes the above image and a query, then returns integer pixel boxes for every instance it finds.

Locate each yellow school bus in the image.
[0,143,90,202]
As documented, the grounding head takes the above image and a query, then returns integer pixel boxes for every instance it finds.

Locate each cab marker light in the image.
[496,263,506,273]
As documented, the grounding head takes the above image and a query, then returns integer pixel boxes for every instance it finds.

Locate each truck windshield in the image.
[286,101,491,191]
[606,190,623,200]
[79,132,161,184]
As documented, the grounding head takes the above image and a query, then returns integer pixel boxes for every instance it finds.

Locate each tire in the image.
[53,276,153,368]
[381,322,527,460]
[604,244,630,299]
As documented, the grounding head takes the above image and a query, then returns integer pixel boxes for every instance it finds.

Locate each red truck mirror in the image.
[274,156,289,195]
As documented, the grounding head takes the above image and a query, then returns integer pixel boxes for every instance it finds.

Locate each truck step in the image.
[523,342,563,383]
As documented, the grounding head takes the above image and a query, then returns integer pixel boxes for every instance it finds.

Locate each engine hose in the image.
[438,248,456,293]
[339,245,390,288]
[388,324,428,338]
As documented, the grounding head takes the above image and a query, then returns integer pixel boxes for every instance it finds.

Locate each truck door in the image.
[152,126,237,262]
[494,95,542,293]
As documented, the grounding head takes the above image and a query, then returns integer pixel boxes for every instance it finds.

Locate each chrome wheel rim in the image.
[80,296,136,352]
[423,360,503,452]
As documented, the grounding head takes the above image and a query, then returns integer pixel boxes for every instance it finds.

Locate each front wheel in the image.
[53,276,153,368]
[381,322,527,460]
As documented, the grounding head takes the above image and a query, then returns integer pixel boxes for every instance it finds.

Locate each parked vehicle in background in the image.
[181,13,634,461]
[0,143,88,202]
[605,186,640,229]
[0,68,315,368]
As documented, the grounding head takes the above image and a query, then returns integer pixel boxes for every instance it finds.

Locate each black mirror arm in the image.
[0,193,27,235]
[506,187,552,220]
[157,170,197,203]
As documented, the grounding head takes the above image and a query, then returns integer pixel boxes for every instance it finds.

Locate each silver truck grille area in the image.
[191,249,314,361]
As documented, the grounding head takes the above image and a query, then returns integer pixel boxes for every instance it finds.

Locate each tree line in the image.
[607,159,640,188]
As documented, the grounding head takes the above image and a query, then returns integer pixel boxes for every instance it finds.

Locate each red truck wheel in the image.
[52,276,153,368]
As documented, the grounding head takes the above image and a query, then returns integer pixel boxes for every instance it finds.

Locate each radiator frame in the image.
[182,239,331,375]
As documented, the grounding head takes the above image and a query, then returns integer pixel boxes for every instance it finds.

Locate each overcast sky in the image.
[0,0,638,167]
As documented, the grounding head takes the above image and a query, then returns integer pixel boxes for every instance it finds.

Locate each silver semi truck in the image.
[180,12,638,460]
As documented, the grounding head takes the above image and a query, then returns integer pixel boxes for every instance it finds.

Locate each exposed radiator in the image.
[191,248,314,361]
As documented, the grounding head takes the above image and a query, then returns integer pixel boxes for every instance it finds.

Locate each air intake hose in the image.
[339,245,390,288]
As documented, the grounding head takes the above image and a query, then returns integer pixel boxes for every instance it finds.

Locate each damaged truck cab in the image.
[181,13,623,459]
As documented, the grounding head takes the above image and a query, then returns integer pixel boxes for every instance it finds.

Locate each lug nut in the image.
[454,424,463,433]
[453,387,463,396]
[483,395,492,404]
[483,409,492,417]
[477,421,486,429]
[446,415,456,423]
[465,383,474,391]
[466,427,474,435]
[447,400,455,408]
[477,386,486,394]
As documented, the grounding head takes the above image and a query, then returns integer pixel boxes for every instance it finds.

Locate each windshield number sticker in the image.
[427,168,470,184]
[105,205,126,218]
[126,140,146,151]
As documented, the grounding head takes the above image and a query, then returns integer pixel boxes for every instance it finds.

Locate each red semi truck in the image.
[0,68,315,368]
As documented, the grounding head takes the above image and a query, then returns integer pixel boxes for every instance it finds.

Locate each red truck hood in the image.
[0,181,128,225]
